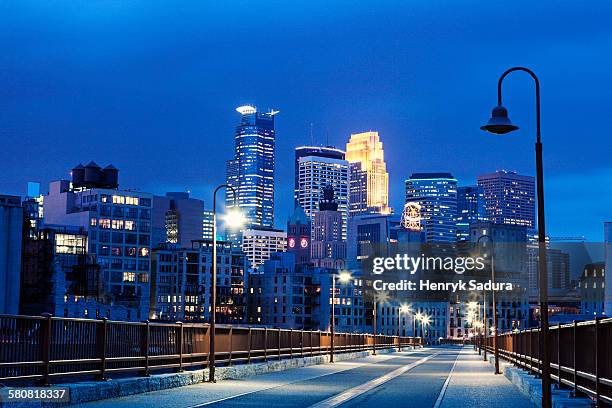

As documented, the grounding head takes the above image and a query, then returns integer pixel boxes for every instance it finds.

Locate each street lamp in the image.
[414,311,423,341]
[421,315,431,344]
[481,66,551,408]
[476,234,499,374]
[330,271,352,363]
[398,304,410,351]
[208,185,245,383]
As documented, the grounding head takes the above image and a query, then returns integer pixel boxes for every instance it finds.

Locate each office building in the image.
[20,224,130,319]
[242,227,287,270]
[152,192,204,248]
[456,185,484,241]
[405,173,458,243]
[226,105,277,232]
[346,213,401,269]
[202,210,214,240]
[43,163,153,320]
[312,186,346,269]
[477,170,535,229]
[579,262,605,317]
[0,195,23,314]
[151,240,246,323]
[294,146,349,239]
[346,131,390,216]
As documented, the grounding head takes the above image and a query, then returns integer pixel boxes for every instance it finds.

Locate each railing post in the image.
[571,321,578,397]
[264,328,268,362]
[247,328,252,364]
[141,320,150,377]
[556,323,561,389]
[278,329,281,360]
[594,318,600,406]
[289,329,293,359]
[39,313,52,386]
[97,317,108,380]
[229,327,233,366]
[300,331,304,357]
[177,321,184,372]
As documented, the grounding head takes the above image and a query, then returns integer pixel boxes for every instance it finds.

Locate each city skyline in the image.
[1,1,611,241]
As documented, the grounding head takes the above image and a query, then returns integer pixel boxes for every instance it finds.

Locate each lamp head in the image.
[481,105,519,134]
[223,207,246,229]
[400,304,410,313]
[338,271,352,283]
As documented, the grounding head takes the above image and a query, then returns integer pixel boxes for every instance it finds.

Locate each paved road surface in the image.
[77,347,534,408]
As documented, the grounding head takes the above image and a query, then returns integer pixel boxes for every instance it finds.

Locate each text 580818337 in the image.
[0,387,70,403]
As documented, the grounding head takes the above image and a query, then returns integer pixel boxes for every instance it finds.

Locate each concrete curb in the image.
[6,347,412,407]
[484,354,592,408]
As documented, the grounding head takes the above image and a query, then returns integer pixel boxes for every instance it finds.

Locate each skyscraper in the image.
[226,105,277,231]
[456,185,485,241]
[405,173,458,243]
[477,170,535,229]
[294,146,348,239]
[346,131,390,216]
[312,186,346,269]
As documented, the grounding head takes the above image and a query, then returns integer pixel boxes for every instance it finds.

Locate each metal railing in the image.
[482,317,612,405]
[0,314,421,384]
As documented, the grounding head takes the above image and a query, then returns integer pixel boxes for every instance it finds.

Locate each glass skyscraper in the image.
[294,146,348,240]
[456,185,485,241]
[477,170,535,229]
[345,131,390,216]
[226,105,277,229]
[405,173,458,243]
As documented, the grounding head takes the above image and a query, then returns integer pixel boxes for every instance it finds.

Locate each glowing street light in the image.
[330,271,352,363]
[398,304,411,351]
[208,184,245,383]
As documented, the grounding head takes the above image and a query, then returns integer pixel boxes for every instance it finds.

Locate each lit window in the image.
[112,195,125,204]
[124,220,135,230]
[123,272,136,282]
[99,219,111,229]
[112,220,124,229]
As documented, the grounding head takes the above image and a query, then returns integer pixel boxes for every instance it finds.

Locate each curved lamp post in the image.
[208,185,245,383]
[476,234,499,374]
[330,271,352,363]
[481,66,550,407]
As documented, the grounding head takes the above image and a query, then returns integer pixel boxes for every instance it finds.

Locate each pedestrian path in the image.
[437,348,536,408]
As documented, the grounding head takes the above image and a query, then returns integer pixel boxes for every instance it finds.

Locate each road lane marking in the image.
[307,352,442,408]
[432,349,461,408]
[186,350,427,408]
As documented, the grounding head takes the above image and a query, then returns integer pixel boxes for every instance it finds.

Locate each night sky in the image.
[1,1,610,241]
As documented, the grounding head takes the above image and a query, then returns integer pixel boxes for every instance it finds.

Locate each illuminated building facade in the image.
[346,131,390,216]
[43,164,153,320]
[202,210,214,240]
[477,170,535,230]
[456,185,485,241]
[241,226,287,270]
[405,173,458,243]
[295,146,348,240]
[151,240,246,323]
[226,105,277,233]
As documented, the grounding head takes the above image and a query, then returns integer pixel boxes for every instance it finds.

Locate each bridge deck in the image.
[73,347,534,408]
